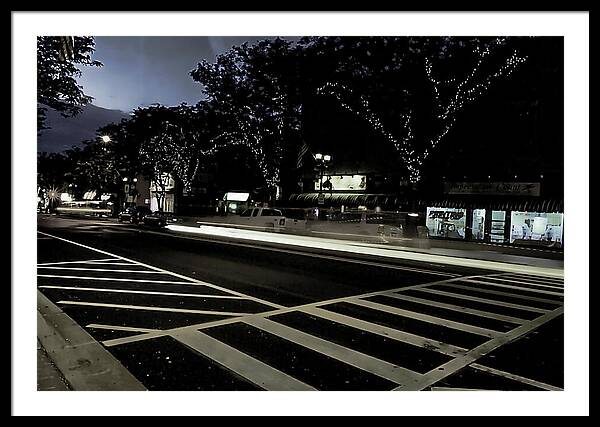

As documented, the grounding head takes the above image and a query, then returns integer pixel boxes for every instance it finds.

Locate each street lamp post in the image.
[315,153,332,206]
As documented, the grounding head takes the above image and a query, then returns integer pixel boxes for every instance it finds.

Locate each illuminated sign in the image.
[426,207,467,239]
[314,175,367,191]
[445,182,541,196]
[224,192,250,202]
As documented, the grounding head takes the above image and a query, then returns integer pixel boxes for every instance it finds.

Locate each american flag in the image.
[296,141,310,169]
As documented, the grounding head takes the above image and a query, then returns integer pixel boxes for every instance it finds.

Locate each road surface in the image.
[36,215,564,391]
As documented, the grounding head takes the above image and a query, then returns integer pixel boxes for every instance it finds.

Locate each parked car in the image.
[118,206,152,224]
[238,207,286,230]
[140,210,168,228]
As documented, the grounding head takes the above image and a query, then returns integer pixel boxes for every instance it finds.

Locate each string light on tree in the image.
[318,38,527,183]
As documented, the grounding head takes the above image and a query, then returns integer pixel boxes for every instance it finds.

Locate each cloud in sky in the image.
[78,36,289,112]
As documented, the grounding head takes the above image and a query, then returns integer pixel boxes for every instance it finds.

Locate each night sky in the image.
[78,36,293,112]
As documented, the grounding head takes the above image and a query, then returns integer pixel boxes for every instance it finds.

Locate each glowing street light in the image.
[315,153,332,206]
[101,135,111,143]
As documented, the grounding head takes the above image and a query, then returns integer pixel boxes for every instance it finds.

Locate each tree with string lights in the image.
[312,37,529,184]
[190,38,303,199]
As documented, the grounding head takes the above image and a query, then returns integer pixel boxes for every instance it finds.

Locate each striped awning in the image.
[287,193,563,213]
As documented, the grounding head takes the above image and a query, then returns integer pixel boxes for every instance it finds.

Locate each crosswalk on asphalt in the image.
[37,233,564,391]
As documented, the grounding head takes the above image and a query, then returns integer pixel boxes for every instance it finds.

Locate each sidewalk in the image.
[37,291,147,391]
[163,216,563,278]
[168,215,563,269]
[37,339,71,391]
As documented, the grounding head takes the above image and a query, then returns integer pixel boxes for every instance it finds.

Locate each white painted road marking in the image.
[393,307,564,391]
[37,266,164,274]
[37,258,121,266]
[39,285,248,300]
[469,363,563,391]
[460,278,564,297]
[243,316,422,386]
[86,324,161,334]
[38,274,199,285]
[57,300,252,317]
[299,306,468,357]
[382,292,526,325]
[37,231,285,310]
[349,298,503,338]
[38,229,564,391]
[414,287,549,314]
[172,329,316,391]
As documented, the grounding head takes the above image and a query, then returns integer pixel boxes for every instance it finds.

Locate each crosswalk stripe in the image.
[86,323,161,333]
[39,285,248,300]
[460,278,564,297]
[469,363,563,391]
[383,292,526,325]
[497,273,564,284]
[243,316,422,386]
[37,258,121,266]
[445,283,563,305]
[56,300,250,317]
[393,306,564,391]
[301,306,468,357]
[37,275,194,285]
[477,276,564,290]
[484,274,564,289]
[413,288,548,314]
[37,266,163,274]
[83,262,141,266]
[349,299,503,338]
[172,329,316,391]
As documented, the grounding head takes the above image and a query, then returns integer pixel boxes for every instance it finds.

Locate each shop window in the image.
[510,211,564,245]
[426,207,466,239]
[472,209,486,240]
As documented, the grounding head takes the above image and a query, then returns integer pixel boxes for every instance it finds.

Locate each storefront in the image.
[425,207,467,239]
[149,173,176,213]
[509,211,564,245]
[425,198,563,247]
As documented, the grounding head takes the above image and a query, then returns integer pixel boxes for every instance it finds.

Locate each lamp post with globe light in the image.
[315,153,332,206]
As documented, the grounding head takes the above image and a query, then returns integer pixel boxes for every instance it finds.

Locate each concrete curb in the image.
[37,291,147,391]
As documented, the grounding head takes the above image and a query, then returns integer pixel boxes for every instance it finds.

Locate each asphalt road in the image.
[36,214,564,391]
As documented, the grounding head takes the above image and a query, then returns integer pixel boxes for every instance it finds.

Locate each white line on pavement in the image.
[349,298,503,338]
[472,276,564,290]
[37,231,285,310]
[38,275,197,285]
[57,300,251,317]
[37,258,121,266]
[39,285,249,300]
[469,363,563,391]
[37,266,164,274]
[86,324,161,334]
[101,274,482,350]
[381,292,526,325]
[299,306,468,357]
[410,288,549,314]
[393,306,564,391]
[459,278,564,297]
[444,283,563,305]
[171,329,316,391]
[242,316,422,386]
